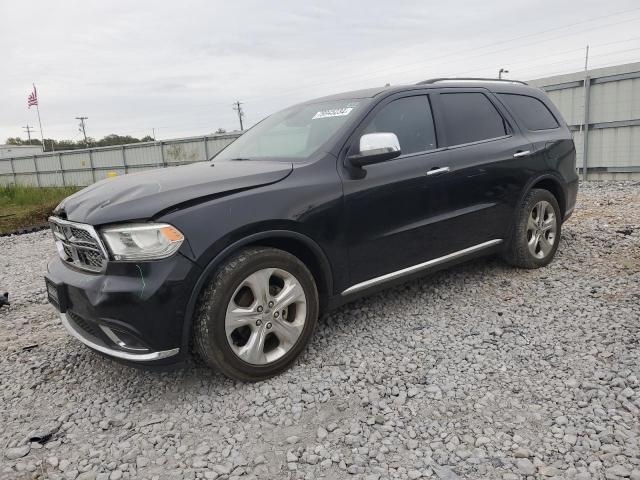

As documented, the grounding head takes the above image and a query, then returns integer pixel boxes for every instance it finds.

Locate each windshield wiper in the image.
[229,157,253,161]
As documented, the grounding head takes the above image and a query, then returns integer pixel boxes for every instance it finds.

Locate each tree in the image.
[94,135,139,147]
[5,134,160,151]
[214,128,227,134]
[6,137,42,146]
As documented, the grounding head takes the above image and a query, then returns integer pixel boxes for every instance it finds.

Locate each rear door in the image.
[430,88,534,247]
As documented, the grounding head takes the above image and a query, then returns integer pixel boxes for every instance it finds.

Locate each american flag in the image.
[28,85,38,108]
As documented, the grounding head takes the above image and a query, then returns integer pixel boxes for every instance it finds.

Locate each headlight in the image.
[101,223,184,261]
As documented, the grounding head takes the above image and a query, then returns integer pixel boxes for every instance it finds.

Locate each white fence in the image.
[0,133,241,187]
[530,61,640,180]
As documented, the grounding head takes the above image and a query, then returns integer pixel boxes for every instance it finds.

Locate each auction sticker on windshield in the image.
[312,107,354,119]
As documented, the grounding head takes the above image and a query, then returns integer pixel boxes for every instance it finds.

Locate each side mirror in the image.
[347,132,401,168]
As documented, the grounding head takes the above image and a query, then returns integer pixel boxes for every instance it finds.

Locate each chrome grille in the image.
[50,217,108,272]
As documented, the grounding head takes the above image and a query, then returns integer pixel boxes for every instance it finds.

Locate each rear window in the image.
[498,93,559,131]
[440,93,508,146]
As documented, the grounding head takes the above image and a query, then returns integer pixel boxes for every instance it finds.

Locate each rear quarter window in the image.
[439,92,508,146]
[497,93,559,131]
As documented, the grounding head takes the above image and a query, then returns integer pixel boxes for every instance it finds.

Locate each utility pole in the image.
[233,101,244,131]
[498,68,509,79]
[581,45,590,181]
[76,116,89,145]
[22,125,35,143]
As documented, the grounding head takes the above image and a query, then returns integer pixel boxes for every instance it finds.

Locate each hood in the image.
[56,160,293,225]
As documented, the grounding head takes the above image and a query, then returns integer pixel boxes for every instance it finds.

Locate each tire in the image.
[192,247,319,381]
[502,188,562,269]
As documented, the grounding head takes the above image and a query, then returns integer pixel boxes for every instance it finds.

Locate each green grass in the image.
[0,185,80,234]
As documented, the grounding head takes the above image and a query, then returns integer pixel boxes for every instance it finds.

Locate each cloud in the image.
[1,0,639,141]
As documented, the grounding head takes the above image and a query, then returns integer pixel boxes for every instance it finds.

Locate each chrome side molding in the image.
[341,239,503,296]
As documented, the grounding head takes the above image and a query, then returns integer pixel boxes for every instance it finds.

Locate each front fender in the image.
[178,228,333,355]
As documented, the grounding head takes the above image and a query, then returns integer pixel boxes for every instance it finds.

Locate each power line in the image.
[464,35,640,75]
[522,57,640,81]
[236,9,640,104]
[160,7,640,121]
[454,44,640,79]
[504,46,640,77]
[352,15,640,87]
[52,19,640,141]
[86,44,640,140]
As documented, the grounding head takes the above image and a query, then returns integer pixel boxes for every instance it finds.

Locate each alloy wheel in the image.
[526,200,557,259]
[224,268,307,365]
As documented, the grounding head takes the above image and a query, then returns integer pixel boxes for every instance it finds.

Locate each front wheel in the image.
[502,188,562,269]
[192,247,319,381]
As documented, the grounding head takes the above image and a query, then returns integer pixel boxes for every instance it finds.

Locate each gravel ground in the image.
[1,181,639,480]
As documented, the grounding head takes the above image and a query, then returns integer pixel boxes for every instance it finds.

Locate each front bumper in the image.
[59,312,180,361]
[45,252,201,364]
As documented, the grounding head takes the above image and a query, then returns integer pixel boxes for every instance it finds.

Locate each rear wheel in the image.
[502,188,561,269]
[193,247,318,381]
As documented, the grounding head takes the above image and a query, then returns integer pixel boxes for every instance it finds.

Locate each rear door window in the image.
[440,92,508,146]
[497,93,559,131]
[363,95,437,155]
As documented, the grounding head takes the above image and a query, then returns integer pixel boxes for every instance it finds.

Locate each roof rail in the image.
[416,77,528,86]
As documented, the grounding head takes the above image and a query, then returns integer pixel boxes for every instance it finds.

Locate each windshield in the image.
[213,99,366,162]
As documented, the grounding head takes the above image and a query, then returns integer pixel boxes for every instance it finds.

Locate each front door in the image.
[341,93,455,287]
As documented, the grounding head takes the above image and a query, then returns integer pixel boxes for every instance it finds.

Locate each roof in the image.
[303,78,540,104]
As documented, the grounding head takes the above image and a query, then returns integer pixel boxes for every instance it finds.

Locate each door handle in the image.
[513,150,531,158]
[426,166,450,176]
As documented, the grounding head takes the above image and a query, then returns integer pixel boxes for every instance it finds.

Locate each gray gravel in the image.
[1,181,639,480]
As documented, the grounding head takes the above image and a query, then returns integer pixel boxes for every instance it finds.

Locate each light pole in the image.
[498,68,509,79]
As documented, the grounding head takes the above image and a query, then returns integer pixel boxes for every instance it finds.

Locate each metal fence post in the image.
[159,141,166,167]
[58,153,66,186]
[582,77,591,180]
[203,135,209,161]
[9,157,16,185]
[122,146,128,174]
[33,155,41,187]
[88,148,96,183]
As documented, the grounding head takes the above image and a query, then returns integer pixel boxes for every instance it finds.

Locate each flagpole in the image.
[33,83,45,151]
[36,104,45,149]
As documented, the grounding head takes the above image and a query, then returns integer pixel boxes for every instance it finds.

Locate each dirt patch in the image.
[0,202,58,234]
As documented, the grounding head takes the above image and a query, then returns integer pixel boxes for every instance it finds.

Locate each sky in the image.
[1,0,640,142]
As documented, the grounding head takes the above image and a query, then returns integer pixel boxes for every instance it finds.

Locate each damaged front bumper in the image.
[44,252,201,364]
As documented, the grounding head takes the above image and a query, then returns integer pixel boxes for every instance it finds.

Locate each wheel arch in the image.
[181,230,333,353]
[521,173,567,220]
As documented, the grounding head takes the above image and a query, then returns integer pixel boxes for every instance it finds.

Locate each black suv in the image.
[45,78,577,381]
